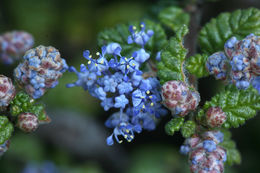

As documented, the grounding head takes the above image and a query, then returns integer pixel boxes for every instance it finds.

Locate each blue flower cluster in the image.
[14,45,68,99]
[180,131,227,173]
[67,22,167,145]
[207,34,260,93]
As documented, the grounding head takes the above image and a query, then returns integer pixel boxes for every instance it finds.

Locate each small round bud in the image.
[0,75,16,109]
[0,31,34,64]
[17,113,39,132]
[185,135,201,148]
[224,36,238,58]
[206,107,226,128]
[203,140,216,152]
[162,81,199,116]
[180,145,191,155]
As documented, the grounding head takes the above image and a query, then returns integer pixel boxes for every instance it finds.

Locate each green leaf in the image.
[97,19,167,58]
[181,120,196,138]
[185,54,209,78]
[220,129,241,166]
[159,6,190,32]
[165,117,184,136]
[203,86,260,128]
[0,116,14,145]
[157,25,188,84]
[199,8,260,54]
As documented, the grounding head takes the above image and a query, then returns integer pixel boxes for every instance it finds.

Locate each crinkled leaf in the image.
[159,6,190,32]
[157,25,188,84]
[165,117,184,136]
[185,54,209,78]
[199,8,260,54]
[10,92,49,122]
[181,120,196,138]
[10,92,35,116]
[97,19,167,58]
[28,104,47,121]
[0,116,14,145]
[203,86,260,128]
[220,129,241,166]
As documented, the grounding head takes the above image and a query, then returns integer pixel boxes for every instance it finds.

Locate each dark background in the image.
[0,0,260,172]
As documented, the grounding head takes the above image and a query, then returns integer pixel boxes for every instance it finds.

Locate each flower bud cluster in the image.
[161,80,200,116]
[14,45,68,99]
[180,131,227,173]
[207,34,260,93]
[0,75,16,109]
[0,31,34,64]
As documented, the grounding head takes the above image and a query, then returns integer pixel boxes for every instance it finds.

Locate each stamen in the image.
[150,102,154,106]
[88,61,91,64]
[133,26,136,30]
[146,90,150,94]
[96,52,100,56]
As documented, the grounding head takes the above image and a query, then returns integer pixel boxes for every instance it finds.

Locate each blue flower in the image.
[103,77,117,93]
[139,79,153,91]
[95,87,106,100]
[105,112,129,128]
[105,112,142,145]
[131,112,156,130]
[106,122,142,145]
[114,95,129,108]
[83,48,109,75]
[132,89,146,107]
[66,66,96,90]
[106,42,122,56]
[117,81,133,94]
[132,48,150,63]
[101,98,114,111]
[127,22,154,47]
[131,72,143,87]
[118,57,141,78]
